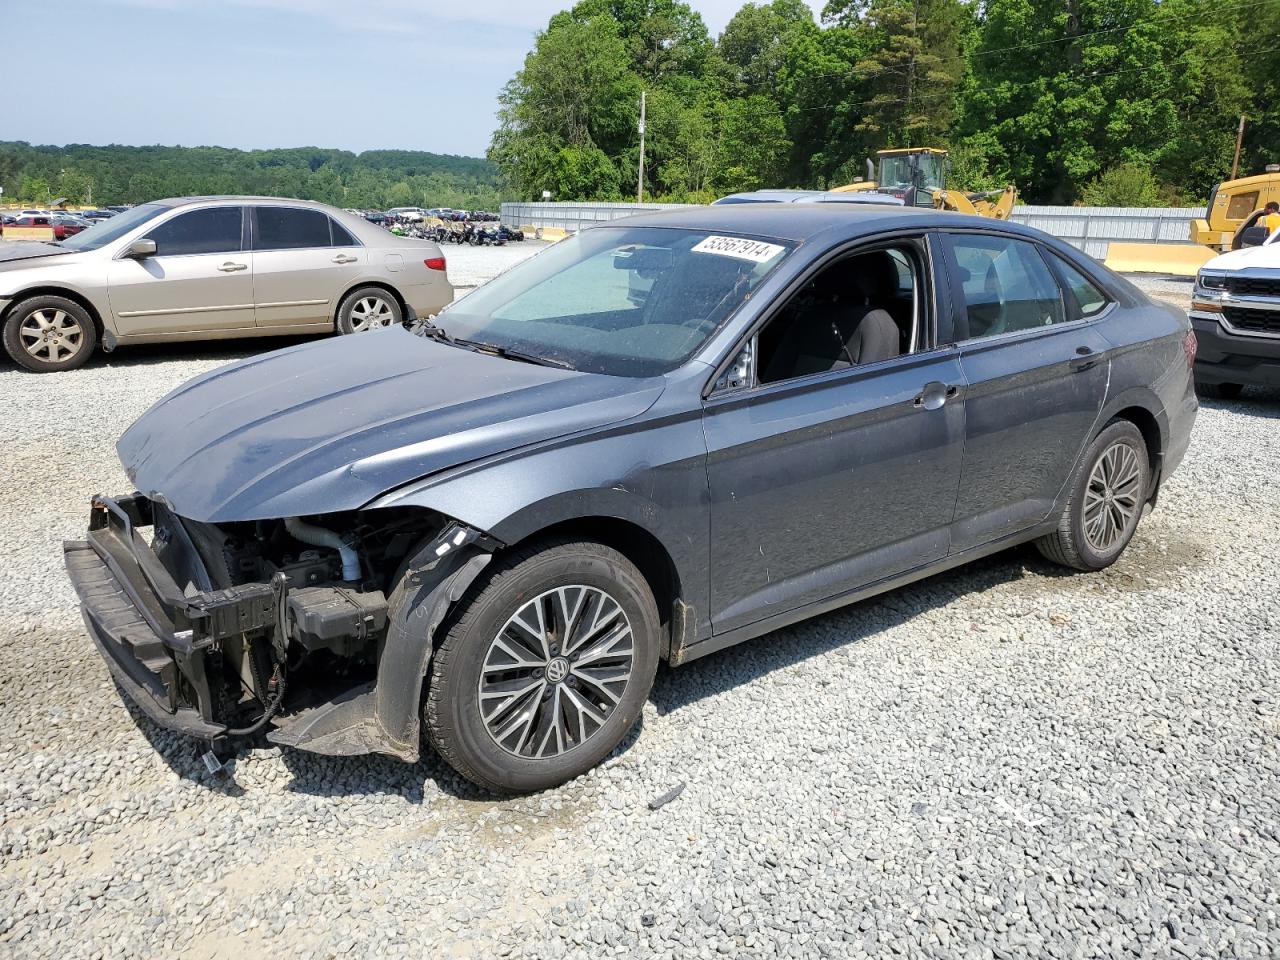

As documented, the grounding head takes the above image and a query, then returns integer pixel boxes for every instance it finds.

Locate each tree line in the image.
[489,0,1279,205]
[0,143,504,211]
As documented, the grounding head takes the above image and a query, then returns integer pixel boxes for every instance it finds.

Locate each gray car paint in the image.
[117,204,1196,658]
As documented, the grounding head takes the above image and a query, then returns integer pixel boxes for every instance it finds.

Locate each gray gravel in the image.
[2,256,1279,959]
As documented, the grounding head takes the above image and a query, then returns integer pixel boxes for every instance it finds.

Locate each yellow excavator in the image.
[831,147,1018,220]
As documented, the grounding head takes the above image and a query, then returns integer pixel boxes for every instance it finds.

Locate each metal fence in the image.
[500,201,1208,259]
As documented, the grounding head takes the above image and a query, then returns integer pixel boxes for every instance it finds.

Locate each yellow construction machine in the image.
[1105,163,1280,276]
[1190,164,1280,251]
[831,147,1017,219]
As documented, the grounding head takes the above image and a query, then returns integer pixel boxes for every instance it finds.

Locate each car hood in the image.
[1204,244,1280,272]
[118,328,666,523]
[0,241,78,268]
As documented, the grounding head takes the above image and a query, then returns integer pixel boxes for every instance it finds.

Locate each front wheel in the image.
[2,295,97,372]
[424,540,660,793]
[1036,419,1150,572]
[335,286,403,334]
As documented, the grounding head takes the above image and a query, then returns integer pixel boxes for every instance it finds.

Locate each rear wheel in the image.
[336,286,402,334]
[1196,380,1243,400]
[2,295,97,372]
[424,540,660,793]
[1037,419,1150,572]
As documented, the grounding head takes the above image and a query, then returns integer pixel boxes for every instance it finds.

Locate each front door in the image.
[703,237,965,635]
[937,231,1111,552]
[106,206,253,336]
[250,206,364,328]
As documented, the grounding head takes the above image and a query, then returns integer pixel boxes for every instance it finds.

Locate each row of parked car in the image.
[0,206,130,240]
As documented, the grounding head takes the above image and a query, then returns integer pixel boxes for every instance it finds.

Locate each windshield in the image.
[56,203,167,251]
[879,154,945,192]
[437,226,792,376]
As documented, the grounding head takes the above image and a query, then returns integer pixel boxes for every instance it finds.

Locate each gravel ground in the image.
[2,260,1278,960]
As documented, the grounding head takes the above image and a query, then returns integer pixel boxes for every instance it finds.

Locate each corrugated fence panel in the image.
[502,202,1209,260]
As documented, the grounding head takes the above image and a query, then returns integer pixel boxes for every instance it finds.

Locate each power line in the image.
[781,42,1278,119]
[746,0,1269,94]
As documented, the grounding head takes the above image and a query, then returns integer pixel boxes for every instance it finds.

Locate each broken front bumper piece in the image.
[63,493,494,760]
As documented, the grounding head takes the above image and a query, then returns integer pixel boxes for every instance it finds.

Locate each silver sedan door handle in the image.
[217,261,248,272]
[331,254,357,264]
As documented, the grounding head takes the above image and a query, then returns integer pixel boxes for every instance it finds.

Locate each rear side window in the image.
[255,207,333,250]
[146,207,243,256]
[330,219,357,247]
[945,234,1064,340]
[1051,254,1109,319]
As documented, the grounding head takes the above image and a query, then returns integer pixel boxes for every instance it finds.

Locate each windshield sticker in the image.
[692,235,785,263]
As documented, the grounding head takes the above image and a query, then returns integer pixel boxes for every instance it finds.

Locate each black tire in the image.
[2,295,97,372]
[424,539,660,794]
[335,286,403,334]
[1036,419,1150,572]
[1196,380,1243,400]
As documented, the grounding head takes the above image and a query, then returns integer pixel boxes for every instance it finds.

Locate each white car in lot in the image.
[0,197,454,372]
[1191,216,1280,397]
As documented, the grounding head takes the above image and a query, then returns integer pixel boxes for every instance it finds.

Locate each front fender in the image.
[367,409,712,640]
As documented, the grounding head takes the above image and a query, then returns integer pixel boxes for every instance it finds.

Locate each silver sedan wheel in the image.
[478,585,635,759]
[347,296,396,332]
[20,308,85,363]
[1083,441,1142,552]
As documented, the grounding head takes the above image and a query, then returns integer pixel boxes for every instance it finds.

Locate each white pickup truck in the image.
[1190,215,1280,398]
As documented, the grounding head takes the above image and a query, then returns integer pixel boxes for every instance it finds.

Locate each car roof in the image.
[599,203,1004,243]
[152,195,337,209]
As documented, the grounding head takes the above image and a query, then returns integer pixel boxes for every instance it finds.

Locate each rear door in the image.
[250,205,365,328]
[105,206,253,336]
[937,230,1111,552]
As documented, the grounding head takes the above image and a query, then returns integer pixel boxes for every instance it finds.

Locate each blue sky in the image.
[4,0,825,159]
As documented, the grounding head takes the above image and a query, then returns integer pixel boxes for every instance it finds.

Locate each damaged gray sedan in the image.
[65,205,1197,792]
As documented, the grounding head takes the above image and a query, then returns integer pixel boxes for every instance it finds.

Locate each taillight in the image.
[425,257,446,271]
[1183,330,1197,367]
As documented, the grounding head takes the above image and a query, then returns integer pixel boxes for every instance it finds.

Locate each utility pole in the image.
[637,90,646,204]
[1230,115,1246,181]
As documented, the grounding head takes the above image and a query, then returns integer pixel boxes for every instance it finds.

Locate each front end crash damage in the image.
[63,494,496,761]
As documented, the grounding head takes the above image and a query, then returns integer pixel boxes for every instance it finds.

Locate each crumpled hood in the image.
[118,328,665,522]
[1204,244,1280,272]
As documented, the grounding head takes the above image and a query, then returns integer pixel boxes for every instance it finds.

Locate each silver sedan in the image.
[0,197,454,372]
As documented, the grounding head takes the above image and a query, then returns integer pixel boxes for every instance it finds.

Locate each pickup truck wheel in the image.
[1036,419,1149,572]
[425,540,660,794]
[2,295,97,372]
[1196,380,1243,400]
[336,287,402,334]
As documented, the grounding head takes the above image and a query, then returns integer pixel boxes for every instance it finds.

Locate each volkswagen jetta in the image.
[64,205,1197,792]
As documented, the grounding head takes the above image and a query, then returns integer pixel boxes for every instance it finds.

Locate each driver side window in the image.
[752,245,921,385]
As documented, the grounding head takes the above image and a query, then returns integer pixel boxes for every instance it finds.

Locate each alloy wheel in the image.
[20,308,84,363]
[347,296,395,332]
[478,585,635,759]
[1083,441,1142,552]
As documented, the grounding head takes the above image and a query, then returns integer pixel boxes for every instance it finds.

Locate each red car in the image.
[11,214,88,240]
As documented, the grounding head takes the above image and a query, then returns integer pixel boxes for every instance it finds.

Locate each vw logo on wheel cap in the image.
[546,657,570,683]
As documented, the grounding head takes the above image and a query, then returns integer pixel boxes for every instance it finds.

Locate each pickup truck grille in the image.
[1223,306,1280,335]
[1226,276,1280,297]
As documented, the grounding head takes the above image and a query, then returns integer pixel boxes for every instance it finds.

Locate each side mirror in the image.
[126,238,157,259]
[1234,226,1269,250]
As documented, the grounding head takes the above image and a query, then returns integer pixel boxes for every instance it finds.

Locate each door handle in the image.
[1071,345,1098,372]
[912,381,959,411]
[217,262,247,272]
[332,254,357,264]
